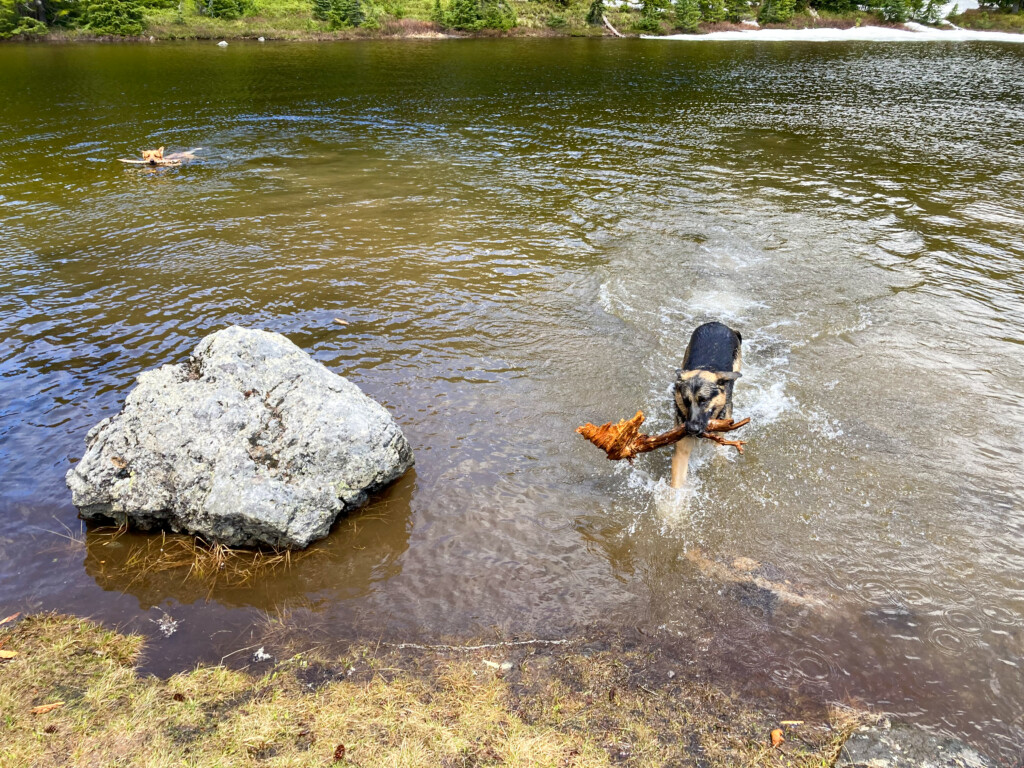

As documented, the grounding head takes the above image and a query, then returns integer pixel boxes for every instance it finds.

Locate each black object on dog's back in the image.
[682,322,742,373]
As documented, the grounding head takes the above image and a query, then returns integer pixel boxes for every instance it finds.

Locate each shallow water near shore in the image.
[2,38,1024,761]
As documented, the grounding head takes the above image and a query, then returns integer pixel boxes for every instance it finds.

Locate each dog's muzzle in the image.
[683,419,707,437]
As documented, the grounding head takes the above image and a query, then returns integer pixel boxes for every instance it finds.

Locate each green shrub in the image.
[446,0,481,28]
[675,0,700,27]
[87,0,144,34]
[0,0,24,37]
[312,0,331,19]
[481,0,515,29]
[0,0,48,38]
[633,10,660,29]
[585,0,603,23]
[757,0,794,22]
[699,0,725,21]
[547,11,567,25]
[361,0,383,27]
[17,15,48,33]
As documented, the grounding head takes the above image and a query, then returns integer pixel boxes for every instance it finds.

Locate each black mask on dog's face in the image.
[674,371,741,436]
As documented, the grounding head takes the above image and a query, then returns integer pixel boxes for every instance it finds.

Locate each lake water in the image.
[1,38,1023,761]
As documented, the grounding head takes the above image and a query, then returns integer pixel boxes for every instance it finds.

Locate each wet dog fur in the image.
[670,321,742,488]
[141,146,165,164]
[140,147,199,165]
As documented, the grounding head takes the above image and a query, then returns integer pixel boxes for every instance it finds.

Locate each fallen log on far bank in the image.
[602,14,625,37]
[576,410,749,461]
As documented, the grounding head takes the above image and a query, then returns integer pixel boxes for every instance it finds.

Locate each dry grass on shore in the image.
[0,613,875,767]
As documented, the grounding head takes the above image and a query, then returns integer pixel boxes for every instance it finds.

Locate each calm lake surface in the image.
[2,38,1023,760]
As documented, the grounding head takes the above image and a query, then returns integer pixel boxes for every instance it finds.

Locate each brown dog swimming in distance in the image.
[139,147,201,165]
[671,321,742,488]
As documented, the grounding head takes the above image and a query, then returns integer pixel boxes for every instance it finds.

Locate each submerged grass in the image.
[0,613,877,767]
[82,527,316,592]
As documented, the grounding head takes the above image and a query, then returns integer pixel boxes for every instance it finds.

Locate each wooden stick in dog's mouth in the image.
[576,410,749,461]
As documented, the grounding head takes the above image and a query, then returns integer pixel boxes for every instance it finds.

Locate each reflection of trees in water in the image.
[82,473,415,611]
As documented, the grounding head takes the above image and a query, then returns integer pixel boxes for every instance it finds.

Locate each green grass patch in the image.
[949,8,1024,32]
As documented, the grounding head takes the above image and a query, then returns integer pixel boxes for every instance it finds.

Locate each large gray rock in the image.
[66,326,413,549]
[837,722,996,768]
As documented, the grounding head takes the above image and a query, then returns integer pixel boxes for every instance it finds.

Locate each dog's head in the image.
[674,369,741,436]
[141,146,165,164]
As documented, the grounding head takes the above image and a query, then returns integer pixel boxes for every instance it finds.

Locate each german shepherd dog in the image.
[671,321,742,488]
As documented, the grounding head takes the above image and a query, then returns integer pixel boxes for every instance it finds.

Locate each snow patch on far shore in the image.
[649,25,1024,43]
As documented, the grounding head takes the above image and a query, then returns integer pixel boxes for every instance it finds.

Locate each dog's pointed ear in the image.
[716,371,742,383]
[158,146,164,153]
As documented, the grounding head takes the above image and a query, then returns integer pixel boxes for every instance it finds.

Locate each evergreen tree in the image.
[724,0,746,20]
[446,0,481,28]
[908,0,945,22]
[585,0,603,23]
[877,0,907,20]
[87,0,144,33]
[757,0,794,22]
[328,0,364,25]
[634,0,664,29]
[312,0,331,20]
[206,0,246,19]
[430,0,444,22]
[675,0,700,28]
[813,0,851,11]
[698,0,725,21]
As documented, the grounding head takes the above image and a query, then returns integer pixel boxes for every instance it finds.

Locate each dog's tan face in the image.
[141,146,165,164]
[674,369,741,436]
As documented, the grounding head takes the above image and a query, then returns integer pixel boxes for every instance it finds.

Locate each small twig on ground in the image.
[382,638,580,652]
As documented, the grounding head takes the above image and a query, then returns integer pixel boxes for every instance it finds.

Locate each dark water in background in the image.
[2,38,1024,760]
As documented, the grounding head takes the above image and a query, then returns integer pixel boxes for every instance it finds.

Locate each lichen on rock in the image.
[66,326,414,549]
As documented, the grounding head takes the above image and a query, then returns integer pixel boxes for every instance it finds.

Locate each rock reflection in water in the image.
[82,472,414,612]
